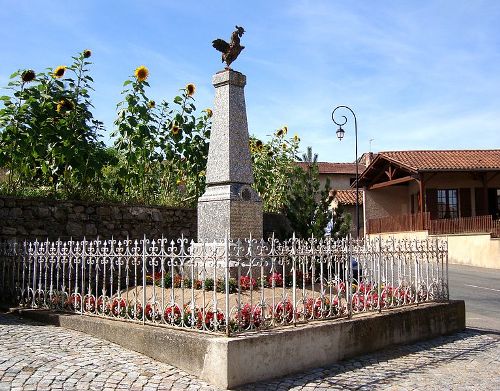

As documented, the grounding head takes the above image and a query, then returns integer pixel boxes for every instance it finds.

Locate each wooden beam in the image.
[369,175,414,190]
[368,162,391,186]
[422,172,437,186]
[419,173,425,229]
[486,171,500,184]
[385,165,398,180]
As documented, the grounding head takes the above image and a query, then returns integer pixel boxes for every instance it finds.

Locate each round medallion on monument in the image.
[240,186,252,201]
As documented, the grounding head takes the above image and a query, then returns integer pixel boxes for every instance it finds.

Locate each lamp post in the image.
[331,105,360,239]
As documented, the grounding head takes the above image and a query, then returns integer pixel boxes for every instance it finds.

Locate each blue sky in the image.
[1,0,499,162]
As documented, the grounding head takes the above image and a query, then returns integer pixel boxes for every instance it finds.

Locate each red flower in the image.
[184,306,203,328]
[84,295,96,312]
[204,309,225,330]
[164,304,182,325]
[66,293,81,310]
[128,302,143,319]
[145,303,161,320]
[268,272,283,287]
[304,297,330,319]
[110,298,127,317]
[237,303,262,328]
[240,275,257,290]
[274,299,294,322]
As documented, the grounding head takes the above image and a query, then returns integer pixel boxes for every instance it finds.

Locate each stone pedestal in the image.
[198,70,263,241]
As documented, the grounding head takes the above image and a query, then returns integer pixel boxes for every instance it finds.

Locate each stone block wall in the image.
[0,196,197,241]
[0,196,292,242]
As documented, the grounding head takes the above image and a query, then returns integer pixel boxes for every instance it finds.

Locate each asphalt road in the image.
[448,263,500,332]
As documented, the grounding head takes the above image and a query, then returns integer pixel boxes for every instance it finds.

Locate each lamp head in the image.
[336,126,345,140]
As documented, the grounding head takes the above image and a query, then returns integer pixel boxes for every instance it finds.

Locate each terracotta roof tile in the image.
[379,150,500,171]
[329,189,363,205]
[297,162,365,175]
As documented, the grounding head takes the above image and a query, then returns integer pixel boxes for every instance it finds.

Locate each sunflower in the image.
[205,108,213,118]
[148,100,156,109]
[186,83,196,96]
[56,98,75,114]
[255,140,263,151]
[134,65,149,82]
[53,65,66,79]
[21,69,36,83]
[171,121,180,135]
[83,49,92,58]
[293,134,300,142]
[276,126,288,137]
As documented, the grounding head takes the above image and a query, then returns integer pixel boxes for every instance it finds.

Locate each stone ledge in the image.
[7,301,465,389]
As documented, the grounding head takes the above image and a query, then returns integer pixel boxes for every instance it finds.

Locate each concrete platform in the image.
[10,301,465,389]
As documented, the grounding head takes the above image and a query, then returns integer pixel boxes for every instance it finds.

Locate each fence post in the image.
[445,238,449,301]
[142,236,146,325]
[347,235,352,319]
[225,231,230,336]
[292,232,297,326]
[378,237,382,313]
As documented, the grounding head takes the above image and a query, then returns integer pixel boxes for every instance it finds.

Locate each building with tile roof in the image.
[357,149,500,237]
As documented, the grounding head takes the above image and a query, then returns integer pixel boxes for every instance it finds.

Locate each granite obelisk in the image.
[197,69,263,241]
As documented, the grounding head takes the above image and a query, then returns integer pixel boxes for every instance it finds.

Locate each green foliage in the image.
[111,73,211,206]
[250,127,301,213]
[0,48,336,237]
[0,52,211,207]
[0,50,106,197]
[329,203,352,239]
[285,147,332,238]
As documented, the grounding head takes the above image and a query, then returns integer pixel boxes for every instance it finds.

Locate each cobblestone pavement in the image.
[0,313,499,390]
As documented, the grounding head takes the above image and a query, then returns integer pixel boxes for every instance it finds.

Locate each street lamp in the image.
[331,105,360,239]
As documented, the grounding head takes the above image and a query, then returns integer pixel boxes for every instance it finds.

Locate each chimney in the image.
[364,152,374,166]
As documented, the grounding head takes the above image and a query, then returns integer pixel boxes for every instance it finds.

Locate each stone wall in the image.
[0,196,197,241]
[0,196,292,242]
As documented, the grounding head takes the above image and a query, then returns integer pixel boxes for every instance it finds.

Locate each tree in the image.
[285,147,331,238]
[326,202,352,239]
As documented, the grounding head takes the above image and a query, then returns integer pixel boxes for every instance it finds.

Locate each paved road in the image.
[0,263,499,390]
[448,264,500,331]
[0,312,499,391]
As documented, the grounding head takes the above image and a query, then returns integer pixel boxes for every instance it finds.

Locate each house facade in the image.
[357,149,500,268]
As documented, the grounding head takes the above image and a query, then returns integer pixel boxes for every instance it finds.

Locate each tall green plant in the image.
[112,67,211,205]
[250,127,301,212]
[286,147,331,238]
[0,50,105,196]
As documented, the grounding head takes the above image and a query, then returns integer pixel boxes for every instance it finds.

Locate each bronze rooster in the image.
[212,26,245,69]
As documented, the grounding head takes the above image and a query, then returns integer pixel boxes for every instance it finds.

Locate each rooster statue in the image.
[212,26,245,69]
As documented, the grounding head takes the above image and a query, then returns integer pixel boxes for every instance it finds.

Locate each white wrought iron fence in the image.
[0,234,448,335]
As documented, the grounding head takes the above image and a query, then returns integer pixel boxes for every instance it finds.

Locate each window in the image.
[437,189,458,219]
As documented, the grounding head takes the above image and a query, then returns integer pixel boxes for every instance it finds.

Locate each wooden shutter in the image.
[426,189,438,219]
[475,188,487,216]
[459,188,471,217]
